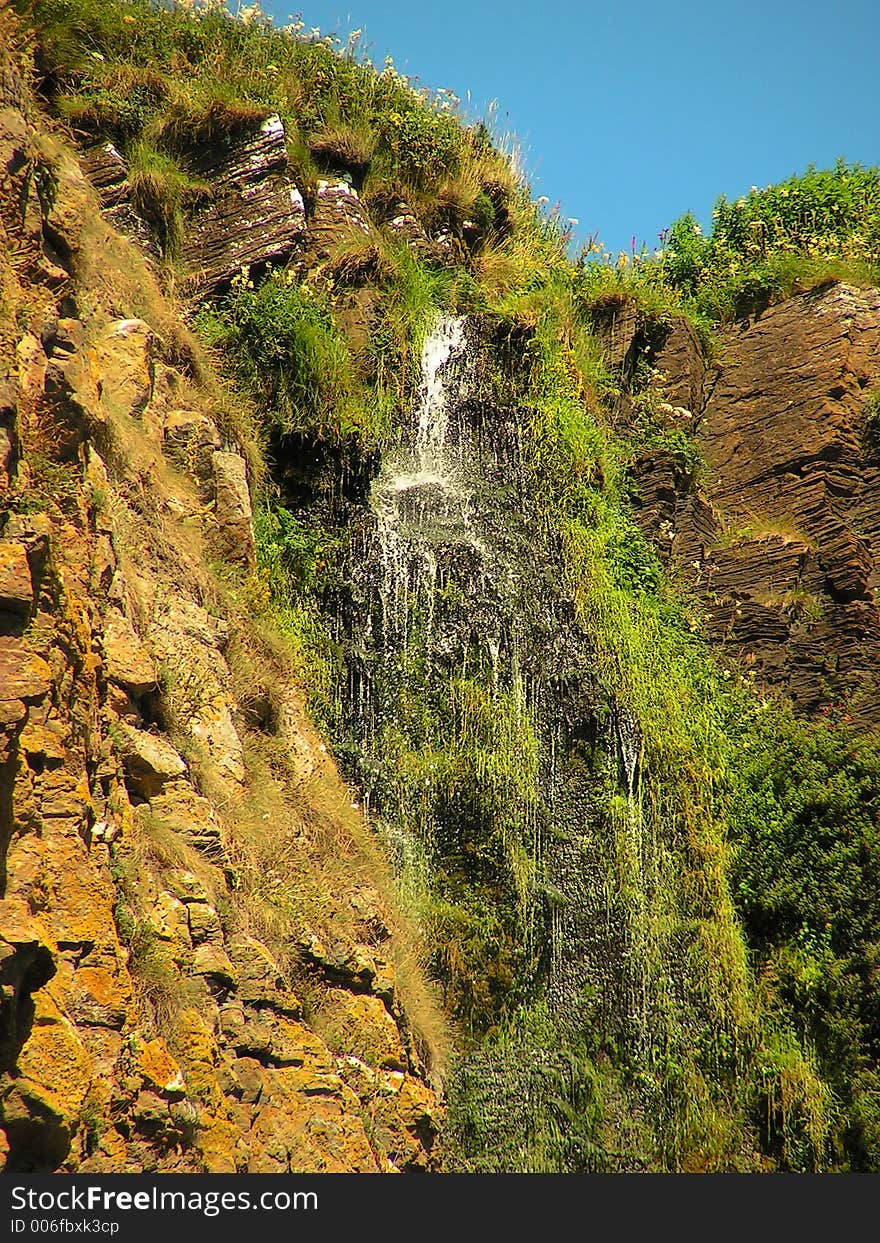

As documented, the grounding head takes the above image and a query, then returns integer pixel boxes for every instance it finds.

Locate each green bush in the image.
[663,162,880,319]
[730,706,880,1168]
[196,269,377,441]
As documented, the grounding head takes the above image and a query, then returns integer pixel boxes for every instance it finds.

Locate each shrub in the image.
[662,162,880,319]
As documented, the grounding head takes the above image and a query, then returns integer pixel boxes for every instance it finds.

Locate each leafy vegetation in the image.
[580,160,880,325]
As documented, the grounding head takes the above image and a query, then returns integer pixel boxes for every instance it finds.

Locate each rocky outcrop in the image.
[600,285,880,723]
[82,117,307,294]
[79,143,157,259]
[181,115,306,293]
[0,26,440,1174]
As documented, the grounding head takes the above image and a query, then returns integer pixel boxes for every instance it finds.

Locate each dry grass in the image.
[150,92,269,151]
[308,121,375,179]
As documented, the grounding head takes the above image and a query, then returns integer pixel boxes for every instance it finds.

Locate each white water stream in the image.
[370,315,484,652]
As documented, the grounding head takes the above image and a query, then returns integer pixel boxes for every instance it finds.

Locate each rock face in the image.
[0,28,440,1175]
[82,118,307,294]
[601,284,880,724]
[181,115,306,293]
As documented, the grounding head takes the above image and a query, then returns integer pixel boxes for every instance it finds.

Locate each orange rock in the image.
[0,636,51,701]
[132,1036,186,1099]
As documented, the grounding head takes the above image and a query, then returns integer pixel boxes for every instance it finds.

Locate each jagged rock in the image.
[79,142,157,256]
[226,936,300,1016]
[306,177,373,266]
[129,1037,187,1099]
[0,901,57,1072]
[0,21,440,1174]
[164,869,213,906]
[653,316,707,415]
[116,723,186,797]
[5,514,51,593]
[149,889,192,957]
[19,716,67,767]
[0,542,32,618]
[191,943,237,989]
[661,281,880,720]
[5,989,92,1169]
[103,608,157,694]
[0,637,51,702]
[189,696,245,788]
[42,318,102,442]
[66,965,130,1030]
[248,1052,380,1172]
[321,990,408,1072]
[168,1009,238,1173]
[299,932,378,990]
[186,902,221,946]
[145,789,227,865]
[182,115,306,293]
[341,1062,439,1171]
[589,294,645,375]
[381,198,448,264]
[163,409,221,479]
[211,450,255,567]
[94,318,153,421]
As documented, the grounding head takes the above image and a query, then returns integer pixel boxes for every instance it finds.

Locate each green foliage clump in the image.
[662,162,880,319]
[247,501,341,730]
[730,706,880,1169]
[195,269,381,442]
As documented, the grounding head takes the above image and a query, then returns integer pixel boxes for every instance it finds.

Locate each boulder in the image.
[94,318,153,422]
[103,608,157,695]
[116,723,186,797]
[0,637,51,702]
[211,450,255,567]
[0,542,33,616]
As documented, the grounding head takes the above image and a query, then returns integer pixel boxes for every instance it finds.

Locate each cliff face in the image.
[601,284,880,726]
[0,28,440,1174]
[5,0,880,1177]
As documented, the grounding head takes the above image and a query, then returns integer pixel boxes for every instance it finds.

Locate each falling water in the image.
[324,310,738,1168]
[370,315,483,655]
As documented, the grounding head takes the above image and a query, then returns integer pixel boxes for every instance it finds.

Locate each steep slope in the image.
[602,285,880,724]
[0,15,441,1173]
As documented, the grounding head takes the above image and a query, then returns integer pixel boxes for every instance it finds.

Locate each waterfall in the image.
[370,316,482,656]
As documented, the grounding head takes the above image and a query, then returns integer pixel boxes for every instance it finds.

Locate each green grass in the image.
[21,0,527,268]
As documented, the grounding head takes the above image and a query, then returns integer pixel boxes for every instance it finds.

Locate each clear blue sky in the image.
[261,0,879,257]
